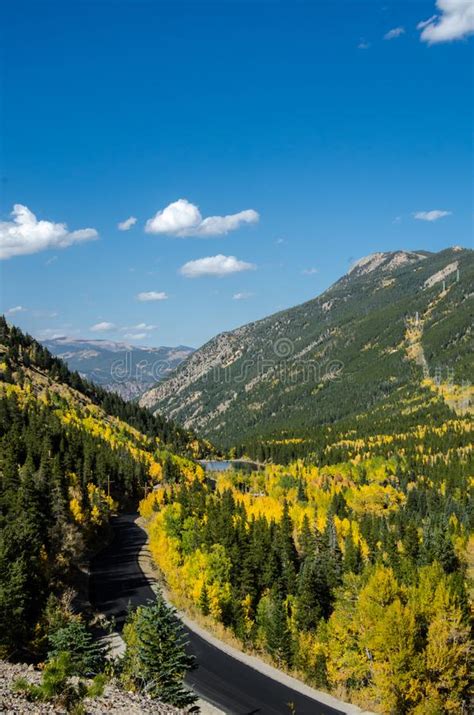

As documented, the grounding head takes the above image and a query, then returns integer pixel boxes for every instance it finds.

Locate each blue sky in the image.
[1,0,472,348]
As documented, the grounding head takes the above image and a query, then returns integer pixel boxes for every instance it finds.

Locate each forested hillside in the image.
[137,247,473,711]
[141,402,473,713]
[141,247,473,452]
[0,317,209,660]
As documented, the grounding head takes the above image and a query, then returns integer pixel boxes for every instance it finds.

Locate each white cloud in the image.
[417,15,438,30]
[133,322,156,330]
[6,305,27,315]
[118,216,137,231]
[233,291,253,300]
[136,291,168,302]
[384,27,405,39]
[302,267,318,275]
[0,204,98,259]
[35,329,68,340]
[90,321,116,332]
[358,41,370,49]
[45,255,58,266]
[418,0,474,43]
[123,332,147,340]
[120,323,156,332]
[180,254,256,278]
[413,210,452,221]
[145,198,259,237]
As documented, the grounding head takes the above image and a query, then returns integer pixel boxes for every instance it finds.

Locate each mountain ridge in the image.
[44,338,194,401]
[140,246,473,449]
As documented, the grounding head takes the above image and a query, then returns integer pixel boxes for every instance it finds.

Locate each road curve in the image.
[89,515,346,715]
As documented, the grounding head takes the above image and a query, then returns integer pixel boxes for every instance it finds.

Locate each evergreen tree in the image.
[122,596,196,707]
[343,532,363,574]
[277,500,298,594]
[199,584,210,616]
[295,558,324,631]
[264,592,292,668]
[48,620,107,676]
[298,514,315,559]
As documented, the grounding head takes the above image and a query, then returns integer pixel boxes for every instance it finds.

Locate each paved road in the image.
[89,515,345,715]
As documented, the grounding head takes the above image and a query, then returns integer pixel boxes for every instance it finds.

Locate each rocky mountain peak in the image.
[347,250,428,278]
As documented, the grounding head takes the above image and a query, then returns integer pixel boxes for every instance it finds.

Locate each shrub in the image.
[13,651,106,714]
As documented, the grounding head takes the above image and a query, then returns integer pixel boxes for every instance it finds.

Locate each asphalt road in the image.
[89,515,345,715]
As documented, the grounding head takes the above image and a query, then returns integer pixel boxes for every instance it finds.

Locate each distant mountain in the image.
[43,338,194,400]
[140,247,473,449]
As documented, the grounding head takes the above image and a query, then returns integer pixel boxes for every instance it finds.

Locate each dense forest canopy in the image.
[141,395,473,712]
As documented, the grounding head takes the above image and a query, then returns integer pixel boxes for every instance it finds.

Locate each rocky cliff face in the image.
[140,248,473,446]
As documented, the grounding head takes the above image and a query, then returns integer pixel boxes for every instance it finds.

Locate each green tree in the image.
[48,620,107,676]
[264,592,292,667]
[122,596,196,707]
[199,583,210,616]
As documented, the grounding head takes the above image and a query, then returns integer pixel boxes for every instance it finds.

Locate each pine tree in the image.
[265,592,292,667]
[48,620,107,676]
[278,500,298,594]
[298,514,315,559]
[122,596,196,707]
[199,583,210,616]
[343,532,363,574]
[295,558,324,630]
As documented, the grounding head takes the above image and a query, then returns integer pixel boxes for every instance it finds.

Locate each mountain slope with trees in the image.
[140,401,473,712]
[0,316,209,661]
[140,247,473,453]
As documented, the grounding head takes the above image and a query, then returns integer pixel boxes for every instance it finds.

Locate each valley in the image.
[140,248,473,454]
[1,246,472,714]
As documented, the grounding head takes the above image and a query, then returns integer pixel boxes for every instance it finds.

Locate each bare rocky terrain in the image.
[0,661,184,714]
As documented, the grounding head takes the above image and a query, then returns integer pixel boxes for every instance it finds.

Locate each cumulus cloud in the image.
[136,291,168,302]
[180,254,256,278]
[418,0,474,43]
[413,210,452,221]
[384,27,405,39]
[123,332,147,341]
[0,204,98,259]
[233,291,253,300]
[120,323,156,332]
[90,321,116,332]
[118,216,137,231]
[145,199,259,237]
[132,322,156,330]
[6,305,27,315]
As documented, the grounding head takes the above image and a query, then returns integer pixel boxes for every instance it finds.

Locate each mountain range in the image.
[43,338,193,400]
[140,247,473,451]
